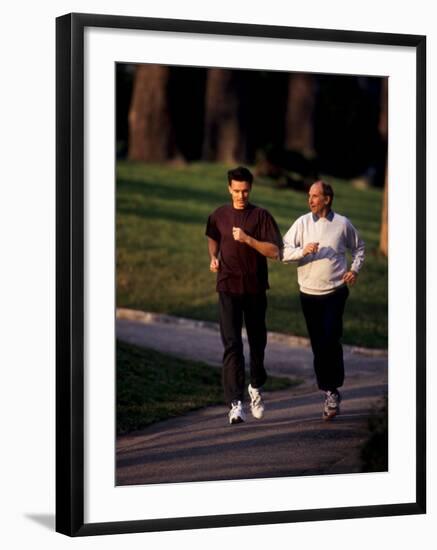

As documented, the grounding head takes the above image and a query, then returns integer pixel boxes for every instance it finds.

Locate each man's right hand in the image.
[210,257,220,272]
[303,242,319,256]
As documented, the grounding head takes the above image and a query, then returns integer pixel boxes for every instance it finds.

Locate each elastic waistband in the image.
[300,284,348,298]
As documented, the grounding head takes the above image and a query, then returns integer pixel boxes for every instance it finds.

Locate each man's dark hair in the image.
[227,166,254,187]
[316,180,334,206]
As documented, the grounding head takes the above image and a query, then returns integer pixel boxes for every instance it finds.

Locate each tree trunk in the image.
[379,78,388,256]
[378,78,388,140]
[202,69,246,164]
[379,168,388,256]
[285,73,316,157]
[128,65,179,162]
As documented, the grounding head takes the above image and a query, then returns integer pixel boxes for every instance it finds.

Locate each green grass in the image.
[116,162,387,348]
[117,340,301,434]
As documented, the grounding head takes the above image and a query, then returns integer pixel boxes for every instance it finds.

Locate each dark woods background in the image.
[117,64,388,190]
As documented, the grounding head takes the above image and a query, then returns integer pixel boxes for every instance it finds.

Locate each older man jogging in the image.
[282,180,365,419]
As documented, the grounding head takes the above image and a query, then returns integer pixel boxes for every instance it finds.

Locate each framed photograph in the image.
[56,12,426,536]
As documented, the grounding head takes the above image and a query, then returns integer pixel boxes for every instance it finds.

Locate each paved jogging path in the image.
[116,308,388,486]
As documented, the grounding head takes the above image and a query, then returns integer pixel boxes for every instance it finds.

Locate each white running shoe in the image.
[228,400,246,424]
[323,390,341,420]
[248,384,265,419]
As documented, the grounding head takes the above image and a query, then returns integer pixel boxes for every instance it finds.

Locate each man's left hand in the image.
[343,271,358,285]
[232,226,249,243]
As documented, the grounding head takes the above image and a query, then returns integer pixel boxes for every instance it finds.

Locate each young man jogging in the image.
[205,166,281,424]
[282,180,365,419]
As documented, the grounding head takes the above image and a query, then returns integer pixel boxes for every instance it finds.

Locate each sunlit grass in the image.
[116,162,387,348]
[117,341,300,434]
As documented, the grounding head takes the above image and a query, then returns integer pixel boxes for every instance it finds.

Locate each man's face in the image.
[308,182,330,216]
[229,180,251,209]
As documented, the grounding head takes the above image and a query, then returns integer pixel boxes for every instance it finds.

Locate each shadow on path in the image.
[117,376,387,486]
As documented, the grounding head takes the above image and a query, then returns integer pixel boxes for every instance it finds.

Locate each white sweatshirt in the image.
[282,211,365,295]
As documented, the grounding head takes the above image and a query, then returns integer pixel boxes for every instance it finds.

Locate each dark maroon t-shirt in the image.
[205,203,282,294]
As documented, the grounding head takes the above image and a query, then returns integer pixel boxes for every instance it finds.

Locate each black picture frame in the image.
[56,12,426,537]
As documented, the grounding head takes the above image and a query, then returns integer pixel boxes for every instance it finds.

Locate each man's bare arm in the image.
[207,237,220,272]
[232,227,279,260]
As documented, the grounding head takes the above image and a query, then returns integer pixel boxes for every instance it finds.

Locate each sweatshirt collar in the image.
[312,210,334,222]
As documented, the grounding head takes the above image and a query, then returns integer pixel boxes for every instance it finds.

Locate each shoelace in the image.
[250,390,262,407]
[252,395,262,406]
[326,392,339,407]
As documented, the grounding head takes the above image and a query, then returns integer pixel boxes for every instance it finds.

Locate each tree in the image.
[379,171,388,256]
[378,78,388,256]
[285,73,316,157]
[128,64,180,162]
[202,69,247,164]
